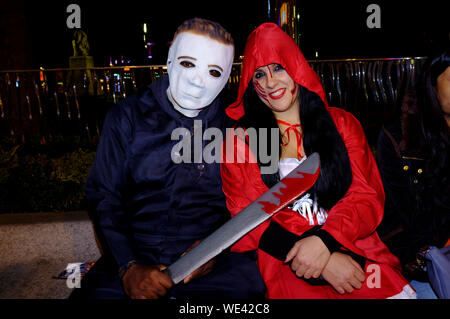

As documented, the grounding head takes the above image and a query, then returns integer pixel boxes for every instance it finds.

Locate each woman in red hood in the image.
[221,23,416,299]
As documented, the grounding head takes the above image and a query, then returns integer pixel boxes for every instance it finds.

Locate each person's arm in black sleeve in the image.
[312,228,340,254]
[85,103,137,271]
[259,221,366,285]
[376,126,407,239]
[259,222,341,260]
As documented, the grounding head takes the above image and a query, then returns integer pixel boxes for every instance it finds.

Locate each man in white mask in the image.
[166,26,234,117]
[72,18,265,300]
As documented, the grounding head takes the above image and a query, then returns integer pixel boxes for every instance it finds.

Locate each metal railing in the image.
[0,57,426,146]
[309,57,426,144]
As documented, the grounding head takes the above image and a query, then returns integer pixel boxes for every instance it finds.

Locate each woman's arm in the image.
[320,109,386,251]
[321,252,366,294]
[220,131,271,252]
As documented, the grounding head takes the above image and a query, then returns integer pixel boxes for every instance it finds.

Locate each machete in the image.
[164,152,320,284]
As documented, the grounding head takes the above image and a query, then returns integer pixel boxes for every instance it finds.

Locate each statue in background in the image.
[72,30,90,57]
[68,29,95,96]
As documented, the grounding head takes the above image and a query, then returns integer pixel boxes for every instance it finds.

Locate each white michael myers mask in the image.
[167,32,234,117]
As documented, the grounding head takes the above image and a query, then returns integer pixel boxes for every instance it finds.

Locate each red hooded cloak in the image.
[221,23,415,299]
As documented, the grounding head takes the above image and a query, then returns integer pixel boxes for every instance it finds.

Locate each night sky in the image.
[20,0,449,68]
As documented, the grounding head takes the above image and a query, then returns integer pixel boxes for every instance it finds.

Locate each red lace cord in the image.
[277,119,303,159]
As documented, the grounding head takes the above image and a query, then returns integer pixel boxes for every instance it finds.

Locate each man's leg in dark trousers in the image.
[68,255,127,299]
[169,251,266,300]
[69,251,265,300]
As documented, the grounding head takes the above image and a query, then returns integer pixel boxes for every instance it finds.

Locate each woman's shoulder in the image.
[222,125,259,165]
[327,107,359,124]
[326,107,365,137]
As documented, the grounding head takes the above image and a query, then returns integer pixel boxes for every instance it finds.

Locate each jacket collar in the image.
[138,75,224,124]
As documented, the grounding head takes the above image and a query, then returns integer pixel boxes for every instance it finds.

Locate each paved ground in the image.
[0,211,101,299]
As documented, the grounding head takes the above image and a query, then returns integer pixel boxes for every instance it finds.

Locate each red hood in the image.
[226,23,328,120]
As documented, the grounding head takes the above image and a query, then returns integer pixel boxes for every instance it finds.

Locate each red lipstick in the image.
[269,88,286,100]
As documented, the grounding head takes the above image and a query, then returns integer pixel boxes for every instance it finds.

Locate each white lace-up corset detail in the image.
[279,157,328,225]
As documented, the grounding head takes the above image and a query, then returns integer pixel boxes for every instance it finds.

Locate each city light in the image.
[280,2,287,27]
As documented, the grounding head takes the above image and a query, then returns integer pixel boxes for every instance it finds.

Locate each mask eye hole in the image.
[209,70,222,78]
[180,61,195,68]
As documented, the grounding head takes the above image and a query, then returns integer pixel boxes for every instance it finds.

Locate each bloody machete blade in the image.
[164,152,320,284]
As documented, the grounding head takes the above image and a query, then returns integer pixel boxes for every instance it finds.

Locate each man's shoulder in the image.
[105,98,134,123]
[107,84,156,120]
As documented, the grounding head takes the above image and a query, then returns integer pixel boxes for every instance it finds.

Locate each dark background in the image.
[1,0,448,69]
[0,0,448,214]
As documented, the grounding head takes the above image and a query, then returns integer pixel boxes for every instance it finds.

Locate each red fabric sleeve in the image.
[221,110,399,267]
[321,108,391,261]
[220,128,271,252]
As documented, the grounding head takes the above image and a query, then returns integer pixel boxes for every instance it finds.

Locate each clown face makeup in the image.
[252,63,299,118]
[167,32,234,117]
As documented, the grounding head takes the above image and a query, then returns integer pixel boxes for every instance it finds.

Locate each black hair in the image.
[237,81,353,210]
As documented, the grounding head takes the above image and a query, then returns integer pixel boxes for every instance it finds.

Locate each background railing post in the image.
[0,58,427,148]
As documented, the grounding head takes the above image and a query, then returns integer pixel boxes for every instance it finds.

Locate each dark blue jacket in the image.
[85,76,234,269]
